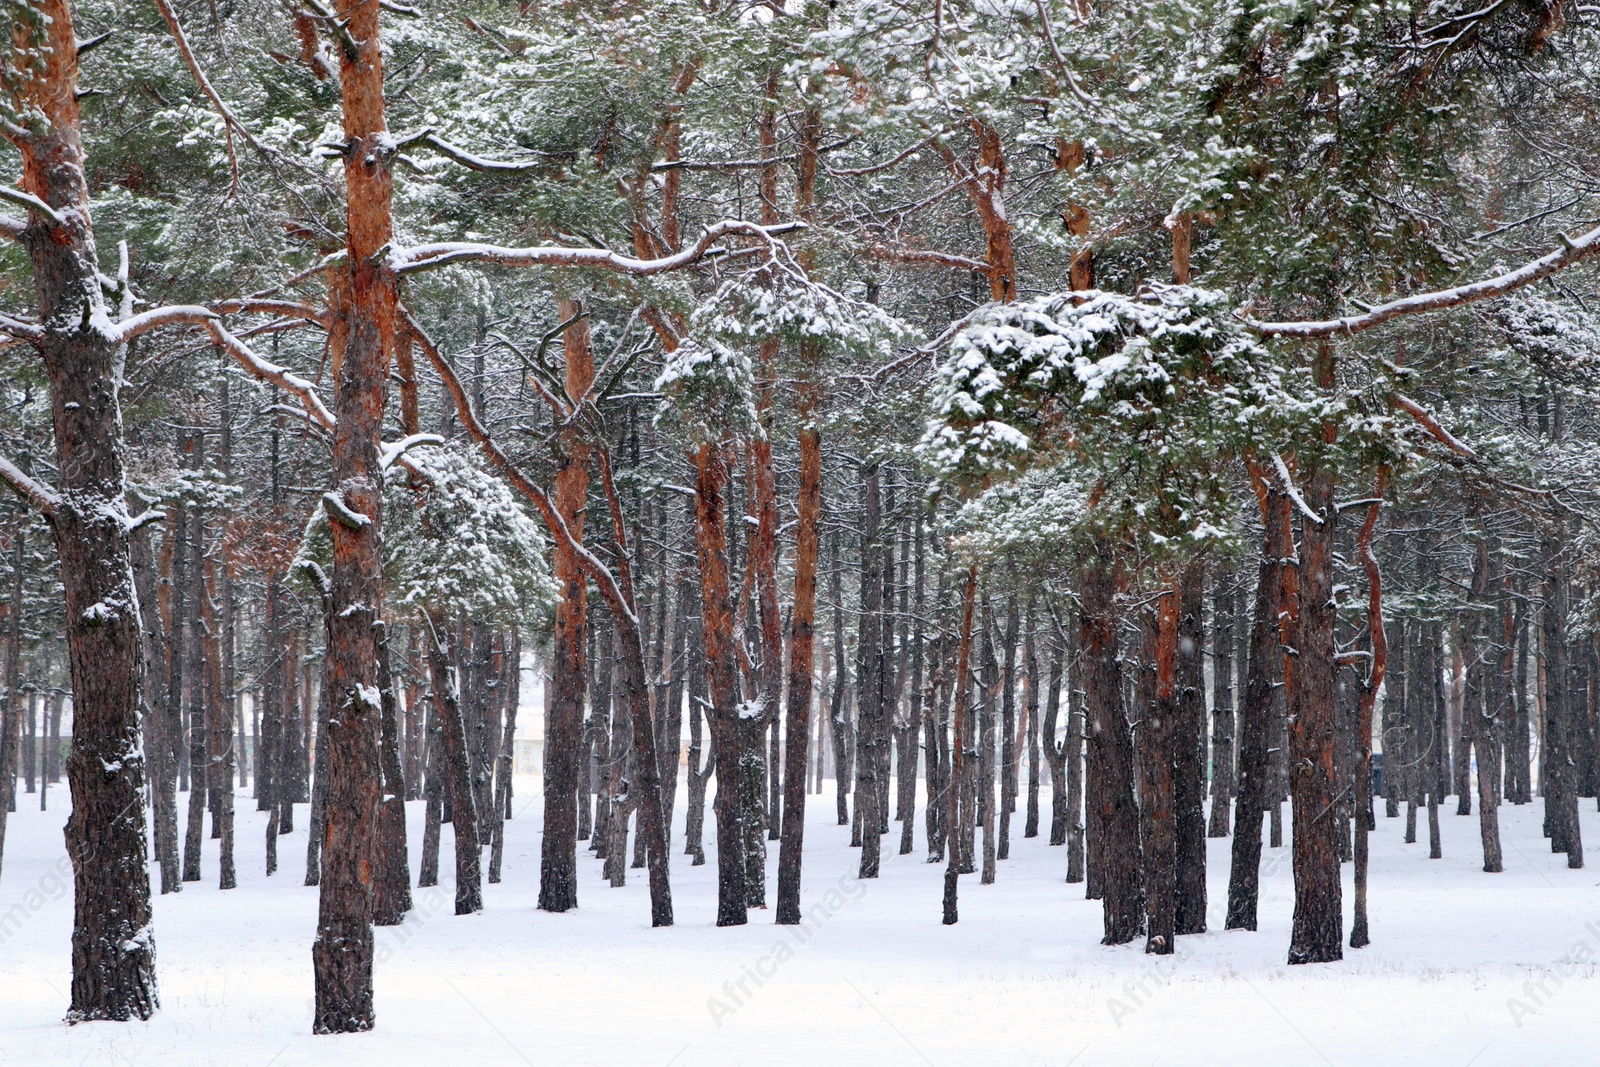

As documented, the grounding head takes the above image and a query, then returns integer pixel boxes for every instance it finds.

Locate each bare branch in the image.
[1248,223,1600,339]
[211,298,332,328]
[149,0,276,196]
[867,244,989,272]
[1391,393,1477,458]
[0,454,59,517]
[389,219,804,277]
[400,303,640,628]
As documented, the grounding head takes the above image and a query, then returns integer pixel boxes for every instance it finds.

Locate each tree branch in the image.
[400,303,640,629]
[0,185,63,225]
[1248,223,1600,339]
[867,244,990,272]
[0,454,59,517]
[388,219,804,277]
[1391,393,1477,458]
[150,0,275,196]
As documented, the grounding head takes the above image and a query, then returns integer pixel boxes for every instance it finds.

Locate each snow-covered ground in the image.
[1,782,1597,1066]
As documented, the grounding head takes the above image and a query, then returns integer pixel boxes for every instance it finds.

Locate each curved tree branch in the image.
[1248,223,1600,339]
[389,219,804,278]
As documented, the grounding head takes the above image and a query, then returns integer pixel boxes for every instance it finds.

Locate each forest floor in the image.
[1,781,1597,1066]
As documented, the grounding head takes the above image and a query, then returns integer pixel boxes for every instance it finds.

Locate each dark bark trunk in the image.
[1286,456,1343,965]
[182,434,207,883]
[1138,581,1180,955]
[423,614,482,914]
[998,598,1019,863]
[1082,545,1143,944]
[1541,534,1581,865]
[373,622,412,924]
[1208,568,1236,837]
[8,9,157,1016]
[941,566,978,924]
[776,377,823,923]
[1174,561,1207,935]
[1227,472,1289,931]
[856,464,885,879]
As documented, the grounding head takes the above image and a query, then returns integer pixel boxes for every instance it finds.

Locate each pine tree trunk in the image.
[1083,545,1143,944]
[7,8,157,1015]
[998,599,1019,862]
[693,443,747,925]
[1542,534,1581,865]
[856,464,885,880]
[776,375,823,922]
[373,622,412,924]
[1063,625,1085,883]
[182,434,207,883]
[1138,580,1181,956]
[423,614,482,914]
[1286,452,1344,965]
[0,516,23,876]
[417,691,442,888]
[1208,569,1236,837]
[1227,470,1289,931]
[941,566,978,924]
[1174,561,1207,935]
[829,531,853,827]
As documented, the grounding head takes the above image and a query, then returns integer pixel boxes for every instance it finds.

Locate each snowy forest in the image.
[2,0,1600,1063]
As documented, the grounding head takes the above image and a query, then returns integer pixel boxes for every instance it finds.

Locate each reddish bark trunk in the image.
[312,0,401,1031]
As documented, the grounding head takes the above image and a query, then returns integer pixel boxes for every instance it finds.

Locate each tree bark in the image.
[942,566,978,924]
[693,443,747,926]
[1082,544,1143,944]
[1138,579,1181,955]
[1227,471,1290,930]
[7,5,157,1018]
[776,371,823,923]
[1208,568,1236,837]
[373,622,412,925]
[422,614,482,915]
[1174,560,1207,935]
[1286,450,1344,964]
[539,299,592,913]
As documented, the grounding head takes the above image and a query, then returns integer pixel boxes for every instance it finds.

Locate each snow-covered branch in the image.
[1248,224,1600,339]
[868,245,990,272]
[322,490,372,529]
[379,433,445,471]
[0,213,25,239]
[203,317,338,433]
[1391,393,1477,458]
[389,219,804,278]
[108,304,218,345]
[0,454,60,517]
[406,131,549,173]
[0,185,63,225]
[1273,453,1324,524]
[0,312,42,341]
[212,298,331,328]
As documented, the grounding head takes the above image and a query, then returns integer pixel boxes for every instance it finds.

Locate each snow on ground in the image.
[1,782,1598,1066]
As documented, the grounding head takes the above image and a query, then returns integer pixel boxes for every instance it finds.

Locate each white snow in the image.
[1,783,1597,1064]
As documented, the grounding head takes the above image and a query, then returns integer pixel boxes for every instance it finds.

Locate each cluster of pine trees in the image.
[1,0,1599,1036]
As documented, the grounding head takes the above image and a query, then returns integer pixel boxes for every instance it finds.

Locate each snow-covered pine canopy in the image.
[921,285,1276,552]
